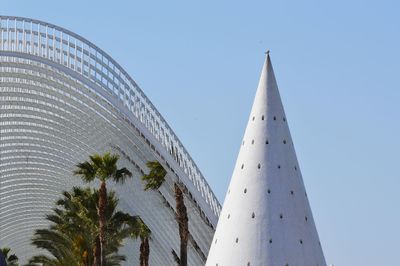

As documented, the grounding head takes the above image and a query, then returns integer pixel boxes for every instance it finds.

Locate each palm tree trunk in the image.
[93,237,100,266]
[98,180,107,266]
[140,237,145,266]
[144,237,150,266]
[174,183,188,266]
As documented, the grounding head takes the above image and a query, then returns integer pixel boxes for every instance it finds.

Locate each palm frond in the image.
[113,167,132,183]
[74,161,96,182]
[75,152,132,185]
[27,186,131,265]
[0,247,19,266]
[141,161,167,190]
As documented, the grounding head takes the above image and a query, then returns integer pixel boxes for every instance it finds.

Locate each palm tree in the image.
[128,217,151,266]
[141,161,189,266]
[0,247,18,266]
[74,152,132,266]
[27,187,133,266]
[139,222,151,266]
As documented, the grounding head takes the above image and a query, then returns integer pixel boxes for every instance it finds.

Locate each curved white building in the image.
[0,16,221,265]
[206,53,326,266]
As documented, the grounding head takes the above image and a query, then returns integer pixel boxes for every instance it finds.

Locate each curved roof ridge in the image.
[0,15,221,220]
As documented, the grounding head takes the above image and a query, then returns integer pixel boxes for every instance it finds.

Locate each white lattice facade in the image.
[0,16,220,265]
[206,54,326,266]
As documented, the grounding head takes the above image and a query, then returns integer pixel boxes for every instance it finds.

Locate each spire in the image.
[206,54,326,266]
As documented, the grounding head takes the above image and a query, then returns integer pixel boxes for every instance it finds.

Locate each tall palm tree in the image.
[0,247,18,266]
[74,153,132,266]
[27,187,133,266]
[128,218,151,266]
[141,161,189,266]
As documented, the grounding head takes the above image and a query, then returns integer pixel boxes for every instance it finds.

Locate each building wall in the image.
[0,16,219,265]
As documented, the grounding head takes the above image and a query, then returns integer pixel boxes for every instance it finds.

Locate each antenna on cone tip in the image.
[265,49,270,55]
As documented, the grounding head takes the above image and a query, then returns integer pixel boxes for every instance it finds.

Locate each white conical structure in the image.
[206,54,326,266]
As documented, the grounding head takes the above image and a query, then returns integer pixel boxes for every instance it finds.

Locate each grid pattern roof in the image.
[0,16,220,264]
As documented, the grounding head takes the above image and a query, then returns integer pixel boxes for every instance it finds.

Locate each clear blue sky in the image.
[3,1,400,265]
